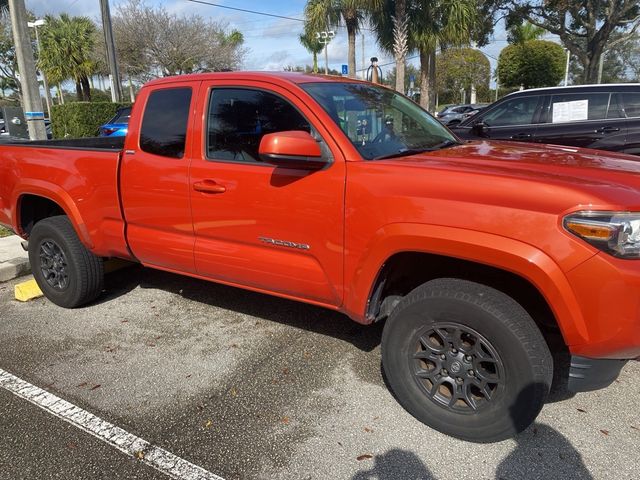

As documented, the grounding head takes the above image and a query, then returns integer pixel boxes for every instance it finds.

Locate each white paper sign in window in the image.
[552,99,589,123]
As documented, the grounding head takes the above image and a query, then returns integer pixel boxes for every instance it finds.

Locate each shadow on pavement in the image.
[351,449,434,480]
[496,422,593,480]
[496,382,593,480]
[99,264,384,352]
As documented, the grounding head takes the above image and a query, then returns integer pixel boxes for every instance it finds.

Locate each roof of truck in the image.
[145,71,364,87]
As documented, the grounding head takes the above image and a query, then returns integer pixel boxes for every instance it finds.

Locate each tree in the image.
[410,0,477,110]
[571,30,638,83]
[386,63,420,92]
[497,39,565,89]
[38,14,97,101]
[436,48,490,102]
[504,1,640,84]
[299,28,324,73]
[507,20,545,44]
[619,32,640,81]
[111,0,245,79]
[0,14,20,97]
[304,0,382,79]
[370,0,411,92]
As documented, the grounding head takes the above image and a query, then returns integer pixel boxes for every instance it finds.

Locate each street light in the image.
[315,30,335,75]
[27,19,52,118]
[564,48,570,87]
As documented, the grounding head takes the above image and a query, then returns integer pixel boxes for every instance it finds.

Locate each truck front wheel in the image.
[381,278,553,443]
[28,216,104,308]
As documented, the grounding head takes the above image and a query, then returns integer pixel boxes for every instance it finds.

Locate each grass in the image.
[0,226,13,238]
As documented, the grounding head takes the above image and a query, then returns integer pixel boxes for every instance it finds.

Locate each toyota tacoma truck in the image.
[1,73,638,443]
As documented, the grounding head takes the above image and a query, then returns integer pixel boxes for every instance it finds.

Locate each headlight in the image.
[564,211,640,259]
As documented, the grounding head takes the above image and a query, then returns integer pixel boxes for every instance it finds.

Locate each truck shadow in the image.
[101,264,576,400]
[101,264,384,352]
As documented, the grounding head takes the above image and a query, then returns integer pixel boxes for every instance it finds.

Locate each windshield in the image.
[301,82,458,160]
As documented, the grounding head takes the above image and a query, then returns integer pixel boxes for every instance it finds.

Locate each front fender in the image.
[344,223,593,347]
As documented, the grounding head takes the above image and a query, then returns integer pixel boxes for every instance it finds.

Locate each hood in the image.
[378,140,640,210]
[402,140,640,176]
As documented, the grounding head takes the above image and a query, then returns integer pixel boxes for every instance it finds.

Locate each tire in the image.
[381,278,552,443]
[28,216,104,308]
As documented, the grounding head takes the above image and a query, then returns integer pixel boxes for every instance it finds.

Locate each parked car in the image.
[98,106,131,137]
[451,84,640,155]
[437,103,488,126]
[2,72,640,443]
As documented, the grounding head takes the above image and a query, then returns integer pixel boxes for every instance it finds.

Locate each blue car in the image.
[98,107,131,137]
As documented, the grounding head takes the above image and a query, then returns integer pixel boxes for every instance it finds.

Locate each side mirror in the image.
[259,130,328,170]
[472,121,488,135]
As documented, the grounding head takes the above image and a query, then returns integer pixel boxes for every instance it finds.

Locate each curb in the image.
[0,257,31,283]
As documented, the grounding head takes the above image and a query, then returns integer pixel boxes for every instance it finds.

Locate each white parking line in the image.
[0,368,225,480]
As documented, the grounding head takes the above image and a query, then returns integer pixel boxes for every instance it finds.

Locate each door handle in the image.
[193,180,226,194]
[511,133,532,140]
[596,126,620,134]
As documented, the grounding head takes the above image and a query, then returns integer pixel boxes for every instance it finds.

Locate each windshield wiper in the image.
[372,140,461,160]
[373,148,432,160]
[430,139,461,150]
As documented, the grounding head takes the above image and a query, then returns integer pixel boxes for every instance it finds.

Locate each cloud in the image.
[27,0,99,18]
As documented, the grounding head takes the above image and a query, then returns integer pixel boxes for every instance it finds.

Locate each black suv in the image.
[451,84,640,155]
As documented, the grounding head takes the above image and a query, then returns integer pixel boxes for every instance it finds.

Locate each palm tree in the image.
[410,0,477,110]
[38,14,97,101]
[299,27,324,73]
[508,21,545,44]
[370,0,410,92]
[304,0,382,78]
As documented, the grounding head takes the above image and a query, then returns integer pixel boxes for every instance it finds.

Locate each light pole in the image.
[100,0,122,102]
[8,0,47,140]
[316,30,335,75]
[27,19,52,118]
[564,48,570,86]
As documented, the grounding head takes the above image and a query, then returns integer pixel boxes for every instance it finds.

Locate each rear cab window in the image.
[140,87,193,158]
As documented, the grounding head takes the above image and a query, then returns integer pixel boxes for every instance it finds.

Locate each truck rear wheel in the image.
[381,278,552,443]
[28,216,104,308]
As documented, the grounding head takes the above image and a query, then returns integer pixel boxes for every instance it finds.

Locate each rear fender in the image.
[13,180,92,248]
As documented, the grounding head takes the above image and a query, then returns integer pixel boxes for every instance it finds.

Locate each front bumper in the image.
[565,252,640,359]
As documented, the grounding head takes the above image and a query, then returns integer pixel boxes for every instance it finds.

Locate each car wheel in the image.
[381,278,552,443]
[28,216,104,308]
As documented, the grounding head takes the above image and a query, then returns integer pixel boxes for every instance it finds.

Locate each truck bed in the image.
[0,137,129,258]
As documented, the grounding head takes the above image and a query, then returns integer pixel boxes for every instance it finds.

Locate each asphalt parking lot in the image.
[0,265,638,480]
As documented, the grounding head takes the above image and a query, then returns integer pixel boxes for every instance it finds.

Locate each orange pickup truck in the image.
[1,73,639,442]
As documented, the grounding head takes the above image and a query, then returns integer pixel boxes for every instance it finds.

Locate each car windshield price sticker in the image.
[552,99,589,123]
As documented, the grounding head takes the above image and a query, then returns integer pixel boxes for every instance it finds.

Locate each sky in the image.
[25,0,557,87]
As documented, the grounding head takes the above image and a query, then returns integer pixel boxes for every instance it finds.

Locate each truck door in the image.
[189,81,345,306]
[121,82,199,272]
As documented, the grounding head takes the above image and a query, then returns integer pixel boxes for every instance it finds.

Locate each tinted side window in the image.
[621,92,640,118]
[607,94,625,119]
[140,88,192,158]
[207,88,310,163]
[549,93,609,123]
[482,96,540,127]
